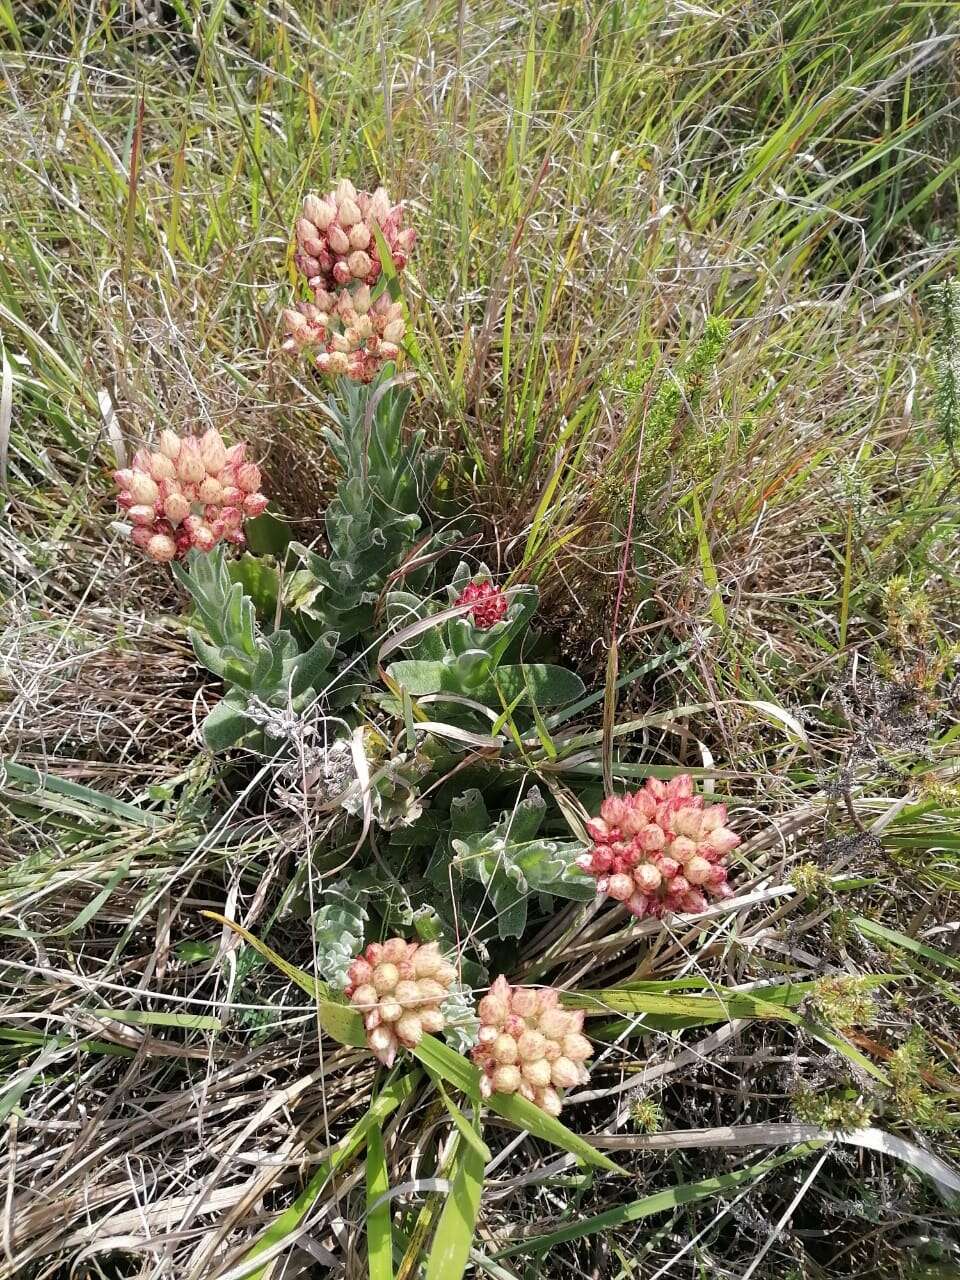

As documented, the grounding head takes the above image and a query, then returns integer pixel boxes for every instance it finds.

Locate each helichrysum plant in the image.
[576,774,739,917]
[473,977,594,1116]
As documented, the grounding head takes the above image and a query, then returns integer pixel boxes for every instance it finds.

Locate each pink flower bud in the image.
[234,462,261,494]
[351,984,377,1009]
[220,506,243,531]
[128,504,158,527]
[146,533,177,562]
[192,524,217,553]
[243,492,269,518]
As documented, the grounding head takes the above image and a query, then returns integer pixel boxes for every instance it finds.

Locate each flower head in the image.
[345,938,457,1068]
[294,181,414,294]
[281,285,406,383]
[576,775,739,919]
[283,180,413,383]
[454,579,509,629]
[113,428,267,562]
[472,977,593,1115]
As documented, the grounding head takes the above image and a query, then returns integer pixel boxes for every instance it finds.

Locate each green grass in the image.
[2,1,960,1277]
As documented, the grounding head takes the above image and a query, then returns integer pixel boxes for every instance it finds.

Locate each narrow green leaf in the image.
[424,1137,486,1280]
[366,1127,394,1280]
[243,1074,418,1279]
[853,916,960,975]
[493,1145,818,1257]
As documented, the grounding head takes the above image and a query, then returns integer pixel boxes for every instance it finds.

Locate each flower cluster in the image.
[282,285,405,383]
[345,938,456,1068]
[454,580,509,630]
[282,179,414,382]
[576,775,739,919]
[113,428,267,563]
[472,976,593,1116]
[294,180,415,292]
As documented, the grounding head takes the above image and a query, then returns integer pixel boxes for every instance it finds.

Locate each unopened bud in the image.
[199,428,227,474]
[163,492,191,524]
[243,492,269,518]
[348,250,372,279]
[158,429,181,460]
[235,462,262,494]
[146,533,177,562]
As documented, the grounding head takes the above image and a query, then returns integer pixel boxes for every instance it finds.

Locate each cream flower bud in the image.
[348,250,372,278]
[128,471,159,504]
[511,989,538,1019]
[163,492,191,525]
[338,197,361,227]
[395,1012,422,1045]
[491,1034,518,1065]
[491,1065,521,1093]
[517,1030,546,1062]
[372,963,399,994]
[550,1057,579,1089]
[413,945,442,979]
[368,1025,397,1067]
[394,980,420,1006]
[539,1088,563,1117]
[149,452,176,482]
[128,504,158,527]
[382,318,405,344]
[685,855,713,886]
[349,222,371,249]
[146,533,177,562]
[420,1008,444,1034]
[378,999,403,1023]
[159,429,181,460]
[327,224,350,254]
[351,984,377,1009]
[607,873,634,901]
[634,863,662,893]
[479,993,509,1026]
[521,1057,552,1088]
[199,428,227,474]
[198,477,222,504]
[335,178,357,203]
